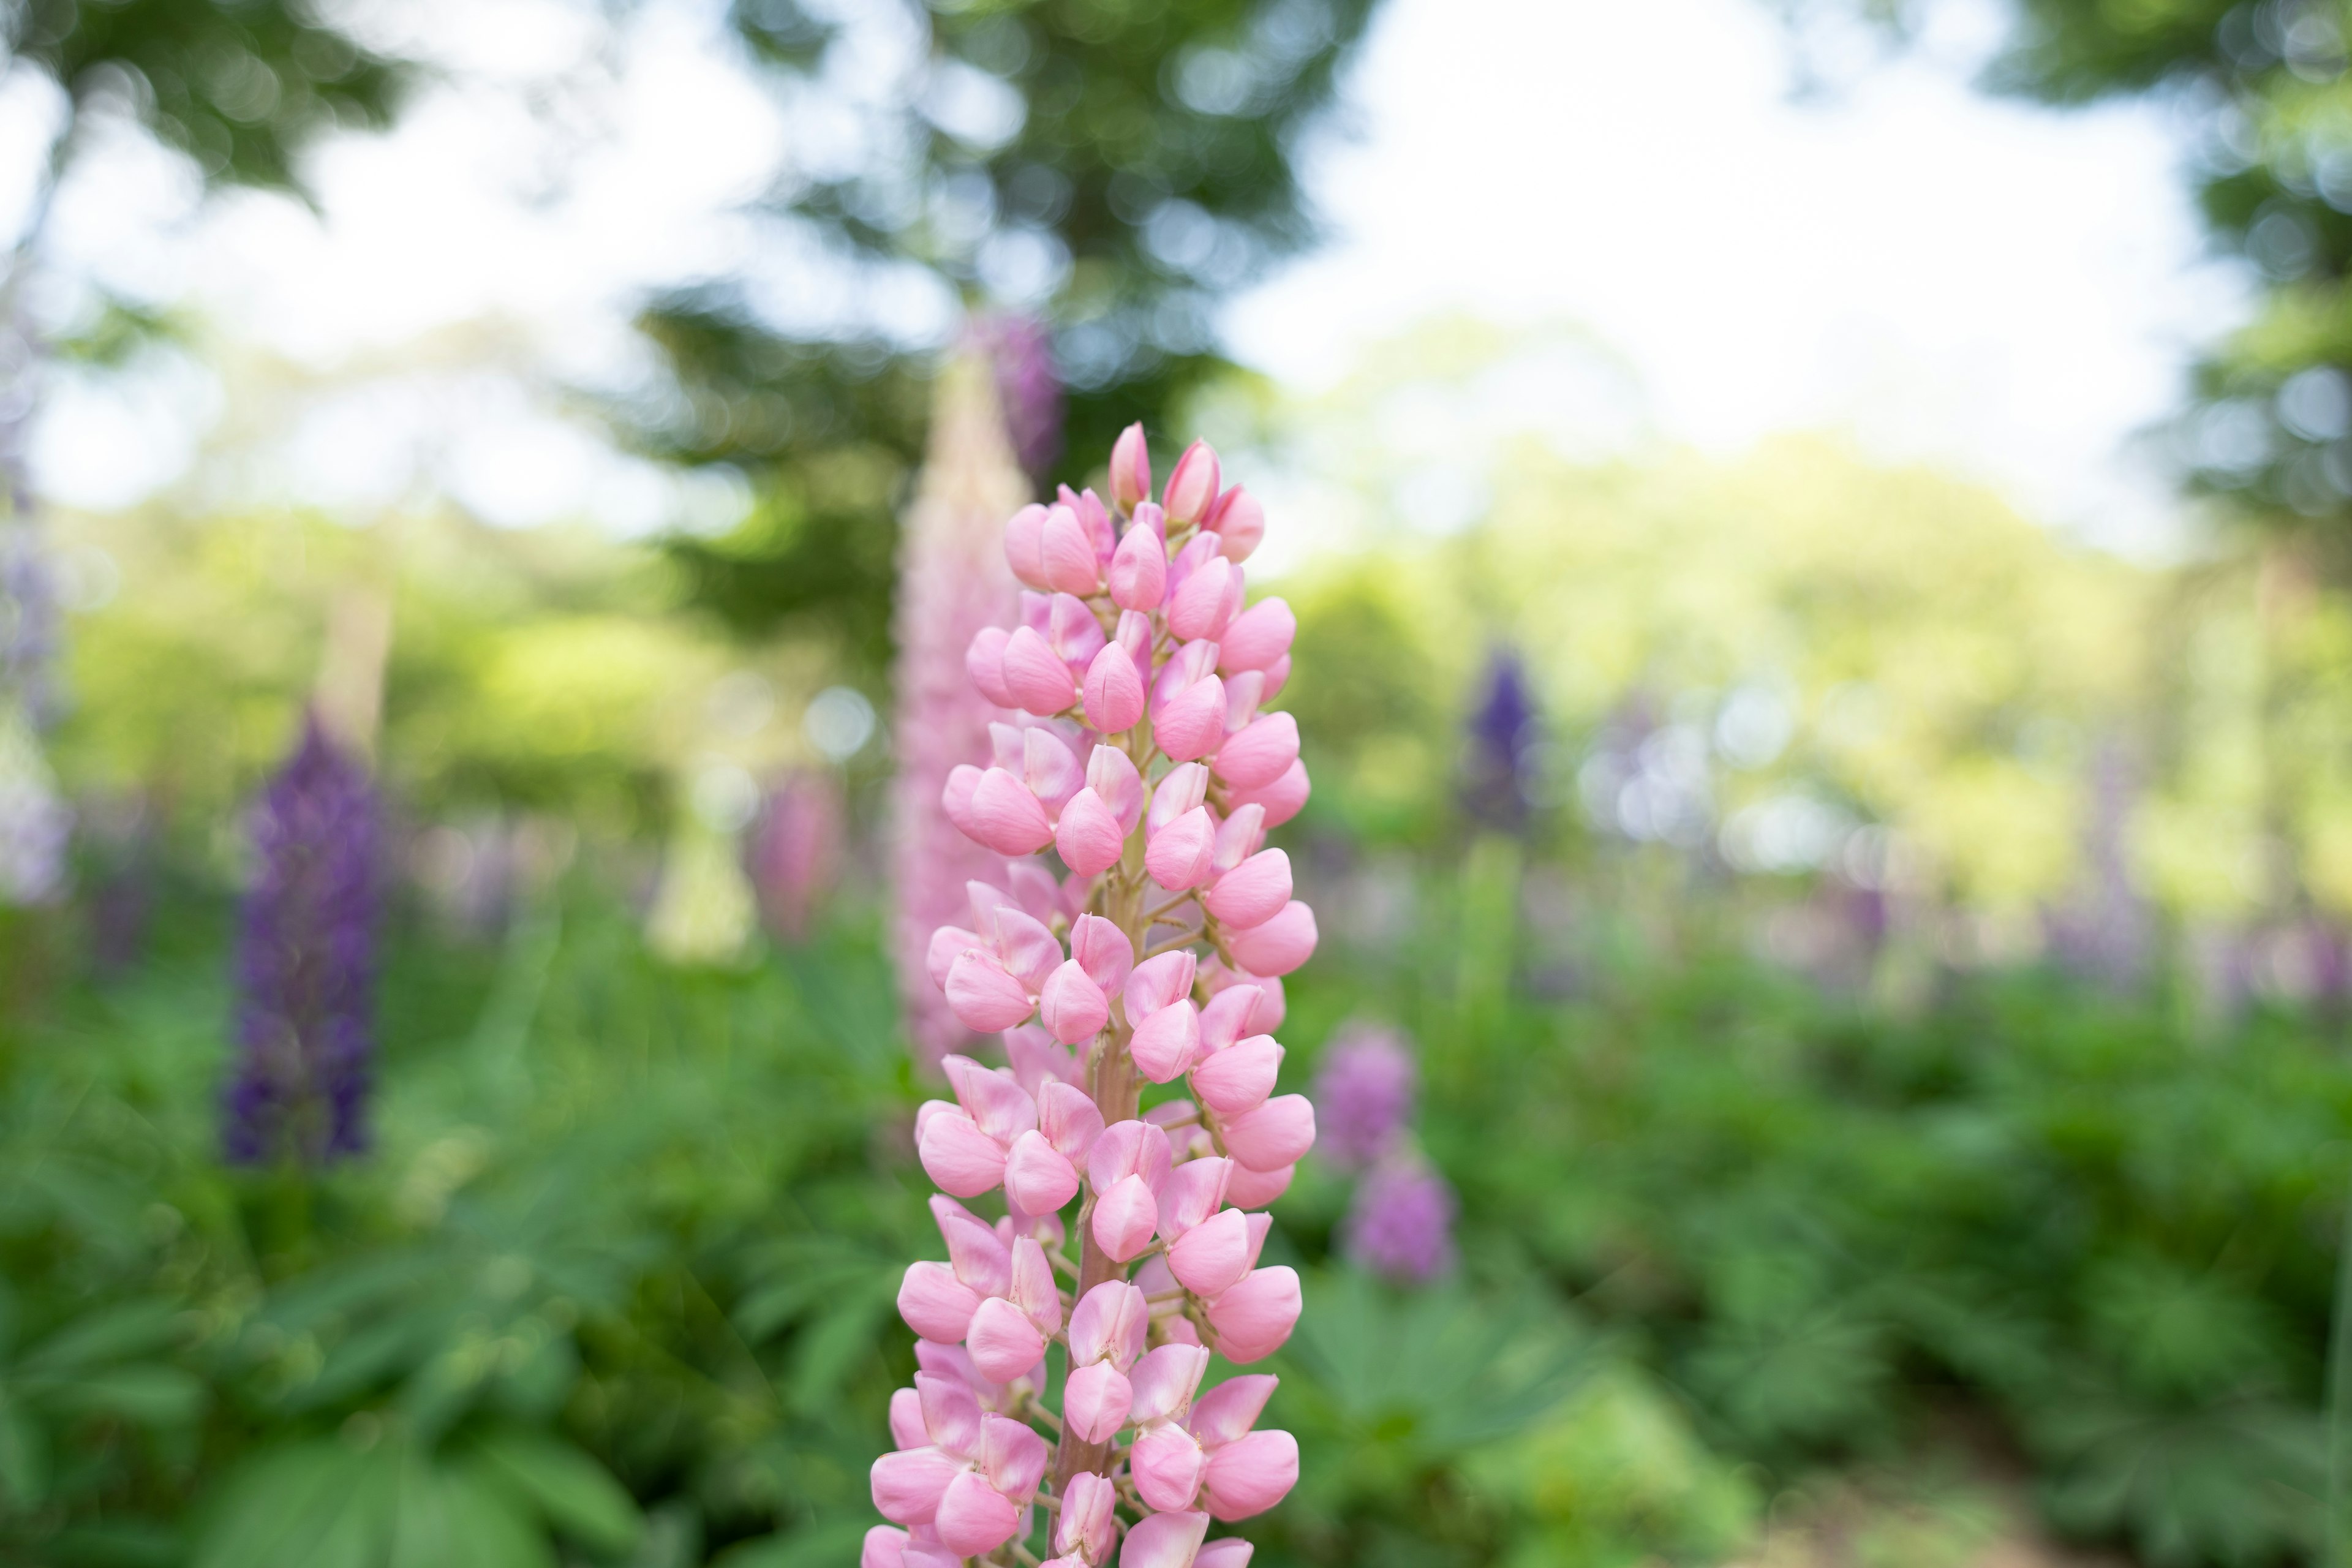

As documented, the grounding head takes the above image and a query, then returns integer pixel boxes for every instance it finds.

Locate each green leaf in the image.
[44,1364,205,1427]
[0,1390,50,1512]
[20,1301,180,1376]
[469,1427,642,1553]
[189,1439,390,1568]
[709,1516,873,1568]
[391,1445,552,1568]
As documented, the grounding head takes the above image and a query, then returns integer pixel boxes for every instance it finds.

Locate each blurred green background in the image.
[10,1,2352,1566]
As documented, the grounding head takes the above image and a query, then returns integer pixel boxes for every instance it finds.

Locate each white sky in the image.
[13,0,2245,553]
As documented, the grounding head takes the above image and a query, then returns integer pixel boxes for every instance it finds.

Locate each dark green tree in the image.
[641,0,1381,670]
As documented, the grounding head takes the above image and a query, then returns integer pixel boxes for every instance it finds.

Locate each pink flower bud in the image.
[1110,521,1168,611]
[1128,1342,1210,1423]
[1221,1093,1315,1170]
[1055,788,1128,876]
[1225,756,1308,829]
[1196,1542,1256,1568]
[1057,1471,1120,1562]
[1217,597,1294,673]
[1089,1118,1174,1192]
[941,765,984,840]
[924,926,978,990]
[872,1447,964,1527]
[1110,423,1151,514]
[898,1261,983,1341]
[1000,627,1077,717]
[1093,1173,1161,1261]
[964,769,1055,855]
[1039,504,1104,596]
[1063,1360,1133,1443]
[942,951,1035,1035]
[1168,1207,1254,1297]
[1145,806,1216,891]
[1188,1373,1276,1446]
[1133,1423,1207,1512]
[1156,1155,1232,1238]
[1048,592,1107,666]
[965,1295,1048,1383]
[1191,1033,1283,1117]
[1215,713,1298,791]
[1089,743,1146,832]
[1003,1130,1080,1212]
[1205,484,1266,562]
[1124,950,1197,1019]
[1039,962,1109,1044]
[862,1525,909,1568]
[1003,503,1051,589]
[1261,653,1291,701]
[966,626,1017,706]
[1119,1510,1208,1568]
[933,1469,1021,1556]
[1225,900,1317,976]
[1039,1078,1106,1156]
[1153,674,1228,762]
[1202,1430,1297,1520]
[1082,641,1146,733]
[983,1411,1049,1496]
[1148,761,1210,834]
[1207,1265,1300,1363]
[1204,848,1291,931]
[889,1388,926,1450]
[1163,440,1221,527]
[1224,1159,1294,1210]
[1071,1279,1150,1367]
[919,1106,1010,1196]
[1131,998,1202,1082]
[1168,556,1242,641]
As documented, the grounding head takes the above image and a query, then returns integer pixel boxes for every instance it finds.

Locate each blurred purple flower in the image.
[750,767,843,943]
[1463,647,1537,833]
[1343,1157,1457,1283]
[1311,1022,1416,1167]
[973,314,1063,478]
[224,712,379,1166]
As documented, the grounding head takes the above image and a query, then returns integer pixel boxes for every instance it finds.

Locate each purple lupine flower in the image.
[749,767,843,943]
[1311,1022,1416,1167]
[224,712,379,1166]
[973,314,1063,478]
[1343,1157,1458,1283]
[1463,647,1537,833]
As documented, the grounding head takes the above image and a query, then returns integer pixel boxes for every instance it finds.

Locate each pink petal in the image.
[1039,962,1110,1045]
[1069,1280,1150,1368]
[1088,1118,1174,1192]
[1124,950,1199,1019]
[1055,788,1128,876]
[965,767,1056,855]
[1129,1000,1202,1084]
[985,904,1066,995]
[1205,483,1265,562]
[916,1370,983,1455]
[1108,518,1168,611]
[1110,423,1152,514]
[1058,1471,1120,1561]
[1260,653,1290,701]
[965,626,1017,707]
[1091,1172,1161,1262]
[1223,1161,1294,1209]
[1226,758,1309,830]
[933,1469,1021,1557]
[898,1261,983,1342]
[1023,725,1086,813]
[1005,1026,1079,1098]
[1132,1422,1208,1512]
[980,1411,1049,1499]
[1001,625,1079,716]
[1083,639,1147,733]
[941,765,984,839]
[1195,1542,1256,1568]
[1145,806,1217,891]
[924,925,981,991]
[1003,502,1050,588]
[943,1054,1039,1143]
[1167,1207,1254,1298]
[932,1195,1013,1297]
[1190,1034,1283,1117]
[1047,591,1107,666]
[1213,713,1298,792]
[1152,674,1228,762]
[889,1387,927,1451]
[864,1525,911,1568]
[1118,1510,1209,1568]
[1224,901,1318,978]
[1155,1156,1232,1240]
[1127,1343,1212,1425]
[1039,1080,1107,1161]
[1152,637,1219,710]
[1196,985,1261,1053]
[1039,503,1103,596]
[870,1447,963,1526]
[1002,1131,1080,1213]
[1188,1374,1280,1449]
[1210,804,1266,874]
[1167,555,1239,641]
[1206,1267,1301,1363]
[1087,743,1145,832]
[1204,848,1291,930]
[1010,1237,1061,1333]
[1162,440,1221,526]
[966,1296,1049,1384]
[1146,763,1210,838]
[1069,913,1136,990]
[1202,1430,1297,1520]
[1062,1360,1133,1443]
[1220,1094,1316,1171]
[918,1107,1009,1197]
[1216,597,1294,672]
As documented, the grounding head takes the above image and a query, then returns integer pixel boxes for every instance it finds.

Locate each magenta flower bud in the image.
[898,1261,983,1341]
[1202,1430,1297,1520]
[1216,597,1293,673]
[1057,1471,1120,1562]
[1153,673,1229,762]
[1168,1207,1254,1297]
[1083,641,1146,733]
[1192,1033,1283,1117]
[1063,1360,1133,1443]
[1110,521,1168,611]
[1093,1173,1161,1261]
[1207,1265,1300,1362]
[1120,1510,1209,1568]
[1222,1093,1315,1170]
[1205,848,1291,931]
[965,626,1017,706]
[1145,805,1216,891]
[1003,1130,1081,1212]
[1055,789,1128,876]
[1216,713,1298,791]
[1226,902,1317,976]
[1110,423,1152,514]
[999,627,1076,716]
[1003,503,1051,589]
[1163,440,1222,527]
[1205,484,1266,562]
[965,1295,1048,1382]
[1039,504,1104,597]
[963,768,1055,854]
[1133,1423,1207,1512]
[934,1469,1020,1556]
[1226,757,1309,829]
[1167,555,1242,641]
[1040,961,1110,1044]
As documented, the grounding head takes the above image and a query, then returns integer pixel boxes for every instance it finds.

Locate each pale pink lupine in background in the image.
[749,768,843,943]
[889,349,1028,1065]
[869,421,1314,1566]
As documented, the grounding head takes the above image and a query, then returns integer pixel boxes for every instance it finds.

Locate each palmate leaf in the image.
[467,1426,642,1555]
